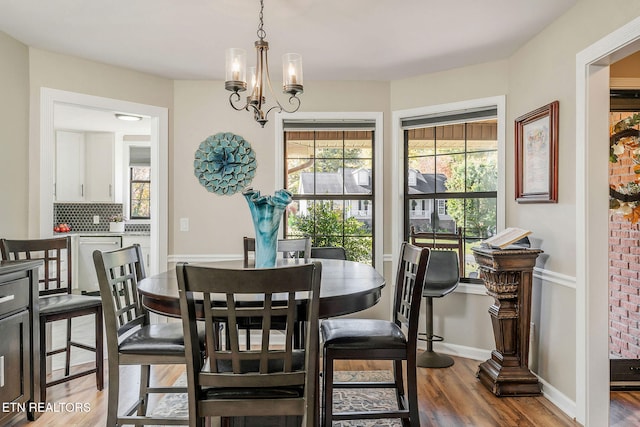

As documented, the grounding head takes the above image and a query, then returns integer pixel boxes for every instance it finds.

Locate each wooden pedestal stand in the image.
[472,246,543,396]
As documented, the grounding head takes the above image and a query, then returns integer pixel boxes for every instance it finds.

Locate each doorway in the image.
[577,15,640,427]
[37,88,169,275]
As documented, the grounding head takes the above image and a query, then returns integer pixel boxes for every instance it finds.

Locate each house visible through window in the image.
[283,122,375,265]
[403,112,498,280]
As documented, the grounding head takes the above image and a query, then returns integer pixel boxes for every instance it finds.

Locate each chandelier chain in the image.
[257,0,266,41]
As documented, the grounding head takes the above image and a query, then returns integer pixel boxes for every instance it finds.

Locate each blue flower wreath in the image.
[194,132,257,195]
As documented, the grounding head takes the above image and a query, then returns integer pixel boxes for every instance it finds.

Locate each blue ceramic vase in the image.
[243,188,293,268]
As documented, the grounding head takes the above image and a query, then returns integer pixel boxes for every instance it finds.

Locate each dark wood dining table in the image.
[137,258,386,320]
[137,258,386,426]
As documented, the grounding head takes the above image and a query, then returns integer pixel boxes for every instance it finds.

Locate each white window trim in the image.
[275,111,384,272]
[391,96,506,291]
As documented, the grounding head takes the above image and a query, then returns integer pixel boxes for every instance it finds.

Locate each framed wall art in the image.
[514,100,559,203]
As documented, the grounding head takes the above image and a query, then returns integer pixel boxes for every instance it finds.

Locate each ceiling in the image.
[1,0,576,82]
[54,104,151,134]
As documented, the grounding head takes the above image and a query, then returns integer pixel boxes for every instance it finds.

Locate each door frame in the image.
[576,15,640,426]
[37,88,169,275]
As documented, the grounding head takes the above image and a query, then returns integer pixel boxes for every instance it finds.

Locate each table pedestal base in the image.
[477,353,542,396]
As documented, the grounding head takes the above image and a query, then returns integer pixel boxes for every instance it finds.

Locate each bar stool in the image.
[417,249,460,368]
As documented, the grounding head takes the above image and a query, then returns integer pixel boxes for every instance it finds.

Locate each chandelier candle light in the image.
[225,0,303,127]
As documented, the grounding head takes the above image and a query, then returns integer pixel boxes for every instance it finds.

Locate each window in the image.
[127,145,151,220]
[130,166,151,219]
[403,113,498,281]
[283,123,376,265]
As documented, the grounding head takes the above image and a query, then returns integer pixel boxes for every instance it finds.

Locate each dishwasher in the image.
[77,235,122,294]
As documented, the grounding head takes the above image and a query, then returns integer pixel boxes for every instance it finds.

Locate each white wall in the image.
[0,32,29,238]
[26,48,174,239]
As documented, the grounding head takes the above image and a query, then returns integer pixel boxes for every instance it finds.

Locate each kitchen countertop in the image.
[54,231,150,237]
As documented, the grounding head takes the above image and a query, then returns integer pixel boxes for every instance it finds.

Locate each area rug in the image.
[151,371,403,426]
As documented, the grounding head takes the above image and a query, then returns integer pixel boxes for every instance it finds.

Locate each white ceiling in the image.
[1,0,576,82]
[54,104,151,134]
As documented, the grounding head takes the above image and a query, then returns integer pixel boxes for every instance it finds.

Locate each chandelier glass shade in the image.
[224,0,303,127]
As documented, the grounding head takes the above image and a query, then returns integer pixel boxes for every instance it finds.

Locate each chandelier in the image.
[224,0,303,127]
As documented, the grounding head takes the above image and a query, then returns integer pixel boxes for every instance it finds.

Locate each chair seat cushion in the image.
[119,322,204,355]
[321,318,407,350]
[39,293,101,315]
[203,385,304,400]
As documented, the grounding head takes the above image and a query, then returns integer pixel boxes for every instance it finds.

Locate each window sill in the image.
[454,282,488,296]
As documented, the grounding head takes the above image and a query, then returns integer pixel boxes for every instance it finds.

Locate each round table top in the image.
[137,258,386,319]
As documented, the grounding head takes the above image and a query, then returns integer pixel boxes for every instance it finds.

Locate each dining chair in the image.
[243,236,312,267]
[176,261,322,427]
[241,236,312,347]
[321,242,429,427]
[417,250,460,368]
[310,246,347,260]
[93,244,203,426]
[0,236,103,403]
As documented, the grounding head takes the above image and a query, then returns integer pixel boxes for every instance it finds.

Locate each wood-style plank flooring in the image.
[4,355,639,426]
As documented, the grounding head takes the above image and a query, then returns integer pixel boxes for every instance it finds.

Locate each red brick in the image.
[620,284,638,294]
[621,269,639,279]
[613,276,630,286]
[611,260,629,269]
[612,245,631,254]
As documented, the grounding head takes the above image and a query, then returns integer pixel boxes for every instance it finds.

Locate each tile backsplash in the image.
[54,203,150,233]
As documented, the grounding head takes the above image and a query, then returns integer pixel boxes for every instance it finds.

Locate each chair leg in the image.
[138,365,151,416]
[393,359,405,409]
[65,317,72,376]
[406,358,420,427]
[322,349,334,427]
[106,358,119,427]
[95,307,104,390]
[39,317,47,403]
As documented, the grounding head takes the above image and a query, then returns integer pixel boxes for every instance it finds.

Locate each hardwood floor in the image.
[8,357,624,427]
[4,355,638,426]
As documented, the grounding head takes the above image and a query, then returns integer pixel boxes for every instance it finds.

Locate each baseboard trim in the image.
[537,376,577,421]
[418,341,576,421]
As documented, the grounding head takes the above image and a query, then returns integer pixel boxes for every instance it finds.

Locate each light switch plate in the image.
[180,218,189,232]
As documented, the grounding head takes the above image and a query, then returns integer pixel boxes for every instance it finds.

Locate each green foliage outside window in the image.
[445,155,497,238]
[288,201,372,264]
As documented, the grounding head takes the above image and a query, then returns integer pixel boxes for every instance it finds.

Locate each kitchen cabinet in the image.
[55,131,115,202]
[122,235,150,271]
[84,132,115,202]
[55,131,85,202]
[0,260,41,423]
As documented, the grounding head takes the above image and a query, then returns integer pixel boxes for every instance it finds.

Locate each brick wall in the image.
[609,112,640,358]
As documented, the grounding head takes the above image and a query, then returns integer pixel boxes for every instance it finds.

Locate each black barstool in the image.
[418,250,460,368]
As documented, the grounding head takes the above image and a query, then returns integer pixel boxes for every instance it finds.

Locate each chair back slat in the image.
[1,237,72,295]
[394,243,430,347]
[310,246,347,260]
[410,226,465,277]
[176,262,321,404]
[93,245,148,342]
[243,237,311,266]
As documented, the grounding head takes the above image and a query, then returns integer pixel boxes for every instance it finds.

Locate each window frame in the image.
[403,120,498,283]
[129,165,151,220]
[276,112,384,270]
[392,96,506,294]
